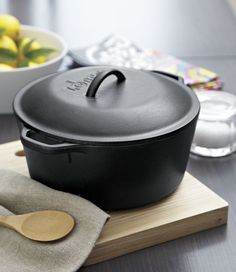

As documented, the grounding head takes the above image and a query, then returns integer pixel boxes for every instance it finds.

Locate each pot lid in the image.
[14,66,200,144]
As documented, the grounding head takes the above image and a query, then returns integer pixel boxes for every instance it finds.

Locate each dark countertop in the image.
[0,0,236,271]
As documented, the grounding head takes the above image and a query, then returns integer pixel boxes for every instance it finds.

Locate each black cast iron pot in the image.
[13,66,200,210]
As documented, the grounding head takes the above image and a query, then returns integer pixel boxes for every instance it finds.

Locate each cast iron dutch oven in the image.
[13,66,200,210]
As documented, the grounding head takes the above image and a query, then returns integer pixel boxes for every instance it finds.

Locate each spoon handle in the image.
[0,215,13,229]
[0,215,20,231]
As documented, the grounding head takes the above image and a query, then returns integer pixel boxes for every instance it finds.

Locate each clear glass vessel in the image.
[191,90,236,157]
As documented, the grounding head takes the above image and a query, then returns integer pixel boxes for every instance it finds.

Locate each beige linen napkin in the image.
[0,169,109,272]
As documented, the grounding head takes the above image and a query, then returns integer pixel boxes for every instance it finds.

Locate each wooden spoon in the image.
[0,210,75,242]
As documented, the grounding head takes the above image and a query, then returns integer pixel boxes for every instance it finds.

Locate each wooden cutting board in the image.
[0,141,228,266]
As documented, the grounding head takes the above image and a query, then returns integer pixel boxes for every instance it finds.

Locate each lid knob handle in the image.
[86,69,126,98]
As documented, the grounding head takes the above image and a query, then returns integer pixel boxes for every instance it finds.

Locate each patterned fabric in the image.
[84,35,222,90]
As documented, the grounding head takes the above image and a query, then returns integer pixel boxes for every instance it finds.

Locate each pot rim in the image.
[18,114,199,152]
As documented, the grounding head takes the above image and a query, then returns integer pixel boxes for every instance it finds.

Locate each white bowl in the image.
[0,25,68,114]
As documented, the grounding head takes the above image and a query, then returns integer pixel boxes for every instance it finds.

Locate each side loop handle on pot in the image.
[20,127,86,154]
[86,69,126,98]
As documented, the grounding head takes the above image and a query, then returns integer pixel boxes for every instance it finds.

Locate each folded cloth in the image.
[0,169,109,272]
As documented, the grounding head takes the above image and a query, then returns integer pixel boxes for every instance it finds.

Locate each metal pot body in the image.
[19,117,197,210]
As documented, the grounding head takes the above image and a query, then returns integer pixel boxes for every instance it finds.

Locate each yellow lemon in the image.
[0,14,20,40]
[19,37,47,64]
[0,63,14,70]
[0,35,17,51]
[28,61,39,68]
[19,37,41,52]
[33,55,47,64]
[0,35,17,67]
